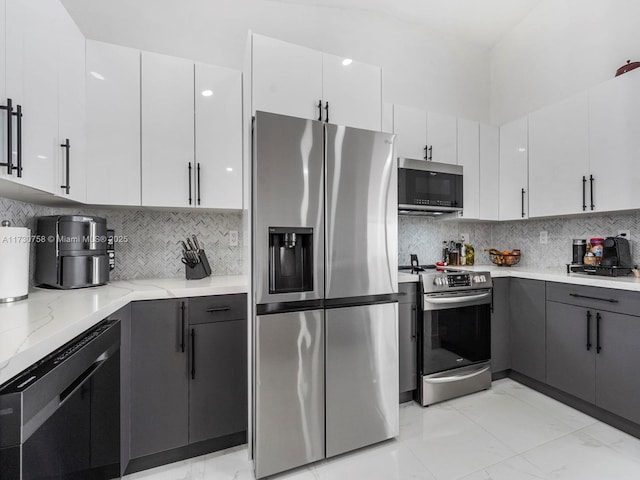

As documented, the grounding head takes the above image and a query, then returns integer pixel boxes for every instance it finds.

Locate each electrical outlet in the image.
[618,230,631,240]
[461,233,470,244]
[229,230,238,247]
[539,231,548,244]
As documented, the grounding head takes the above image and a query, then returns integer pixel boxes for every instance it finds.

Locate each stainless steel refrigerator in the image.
[252,111,398,478]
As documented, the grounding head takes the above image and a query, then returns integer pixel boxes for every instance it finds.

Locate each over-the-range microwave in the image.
[398,158,463,215]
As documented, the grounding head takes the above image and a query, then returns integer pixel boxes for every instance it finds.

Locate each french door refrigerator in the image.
[252,111,398,479]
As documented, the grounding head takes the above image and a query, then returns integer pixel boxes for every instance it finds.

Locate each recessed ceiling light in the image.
[90,71,105,80]
[201,90,214,97]
[342,58,353,66]
[226,167,233,172]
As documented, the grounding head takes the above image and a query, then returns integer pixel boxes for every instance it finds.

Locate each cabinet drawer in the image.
[189,294,247,324]
[398,282,418,304]
[546,282,640,316]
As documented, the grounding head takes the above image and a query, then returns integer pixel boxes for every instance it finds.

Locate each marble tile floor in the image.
[123,378,640,480]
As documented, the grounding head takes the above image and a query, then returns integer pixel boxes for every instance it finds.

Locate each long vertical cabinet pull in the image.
[589,175,595,211]
[423,145,428,161]
[15,105,22,177]
[411,304,417,341]
[180,301,186,352]
[60,139,71,194]
[197,163,201,206]
[586,310,592,351]
[521,188,526,218]
[190,328,196,379]
[317,100,323,121]
[324,102,330,123]
[428,145,433,161]
[188,162,193,205]
[0,98,13,175]
[582,176,587,211]
[596,312,602,353]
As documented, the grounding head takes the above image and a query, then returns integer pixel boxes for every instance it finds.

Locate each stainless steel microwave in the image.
[398,158,463,215]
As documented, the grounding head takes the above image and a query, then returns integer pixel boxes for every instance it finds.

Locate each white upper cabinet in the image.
[195,63,243,210]
[250,33,381,130]
[56,6,86,203]
[479,124,500,221]
[589,69,640,213]
[5,0,60,192]
[457,118,479,219]
[427,111,457,165]
[322,53,381,131]
[393,104,428,160]
[86,41,141,206]
[141,52,195,208]
[0,0,6,171]
[528,92,588,218]
[251,34,323,121]
[499,116,528,220]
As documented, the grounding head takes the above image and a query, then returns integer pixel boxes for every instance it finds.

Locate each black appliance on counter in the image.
[568,236,635,277]
[35,215,110,289]
[0,319,120,480]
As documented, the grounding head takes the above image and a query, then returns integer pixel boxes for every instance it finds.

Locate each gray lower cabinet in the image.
[509,278,546,382]
[130,299,189,458]
[398,282,418,394]
[491,278,510,374]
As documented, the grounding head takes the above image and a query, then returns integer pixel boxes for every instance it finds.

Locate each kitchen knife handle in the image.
[586,310,592,351]
[0,98,13,175]
[317,100,322,121]
[60,138,70,194]
[324,101,329,123]
[596,312,602,354]
[190,328,196,379]
[180,302,186,353]
[582,176,587,211]
[521,188,526,218]
[589,175,595,210]
[188,162,193,205]
[197,162,201,206]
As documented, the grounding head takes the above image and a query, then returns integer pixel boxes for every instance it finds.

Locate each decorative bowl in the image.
[489,252,521,267]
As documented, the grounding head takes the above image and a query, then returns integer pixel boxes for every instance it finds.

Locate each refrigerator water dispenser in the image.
[269,227,313,293]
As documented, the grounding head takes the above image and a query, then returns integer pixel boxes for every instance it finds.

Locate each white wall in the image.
[61,0,491,121]
[491,0,640,125]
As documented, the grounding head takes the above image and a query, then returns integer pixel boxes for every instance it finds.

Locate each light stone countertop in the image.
[0,275,247,386]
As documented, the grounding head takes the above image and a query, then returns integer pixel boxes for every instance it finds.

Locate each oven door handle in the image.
[425,291,491,305]
[424,364,490,384]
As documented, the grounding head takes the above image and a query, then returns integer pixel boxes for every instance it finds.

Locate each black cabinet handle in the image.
[586,310,592,351]
[60,138,70,194]
[0,98,13,175]
[589,175,595,210]
[206,306,231,313]
[423,145,428,160]
[188,162,192,205]
[197,162,201,206]
[190,328,196,379]
[411,304,417,341]
[317,100,322,121]
[14,104,22,177]
[569,293,618,303]
[324,101,329,123]
[521,188,526,218]
[596,312,602,354]
[180,302,186,353]
[428,145,433,161]
[582,176,587,211]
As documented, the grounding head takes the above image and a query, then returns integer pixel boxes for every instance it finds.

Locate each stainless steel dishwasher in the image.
[0,319,120,480]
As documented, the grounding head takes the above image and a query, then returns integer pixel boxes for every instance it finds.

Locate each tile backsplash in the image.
[1,196,243,284]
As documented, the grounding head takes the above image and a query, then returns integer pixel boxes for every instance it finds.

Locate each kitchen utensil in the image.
[192,234,201,252]
[615,59,640,77]
[186,237,196,252]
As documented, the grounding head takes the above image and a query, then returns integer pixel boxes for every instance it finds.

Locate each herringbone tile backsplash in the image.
[1,196,243,284]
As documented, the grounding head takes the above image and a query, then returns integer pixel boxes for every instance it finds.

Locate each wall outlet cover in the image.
[229,230,238,247]
[539,231,548,244]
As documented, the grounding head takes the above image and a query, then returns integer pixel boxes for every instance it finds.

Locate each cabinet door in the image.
[5,0,60,192]
[130,300,189,458]
[499,116,528,220]
[0,0,6,168]
[189,319,247,444]
[528,92,588,218]
[479,124,500,221]
[596,310,640,424]
[509,278,546,382]
[86,41,141,206]
[141,52,194,207]
[491,278,510,373]
[457,118,479,219]
[398,283,418,394]
[322,53,381,131]
[195,63,242,209]
[56,8,86,203]
[546,302,595,403]
[393,104,427,160]
[589,68,640,213]
[426,111,457,165]
[251,34,322,121]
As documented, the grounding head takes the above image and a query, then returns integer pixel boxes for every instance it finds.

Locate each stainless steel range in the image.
[417,268,493,406]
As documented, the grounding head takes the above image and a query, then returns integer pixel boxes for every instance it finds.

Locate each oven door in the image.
[421,294,491,376]
[398,161,463,213]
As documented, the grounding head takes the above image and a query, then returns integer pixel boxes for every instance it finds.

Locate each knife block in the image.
[185,250,212,280]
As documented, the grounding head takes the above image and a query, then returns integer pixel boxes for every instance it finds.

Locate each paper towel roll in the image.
[0,226,30,302]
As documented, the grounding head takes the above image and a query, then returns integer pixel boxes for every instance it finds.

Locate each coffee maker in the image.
[601,236,633,268]
[36,215,110,288]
